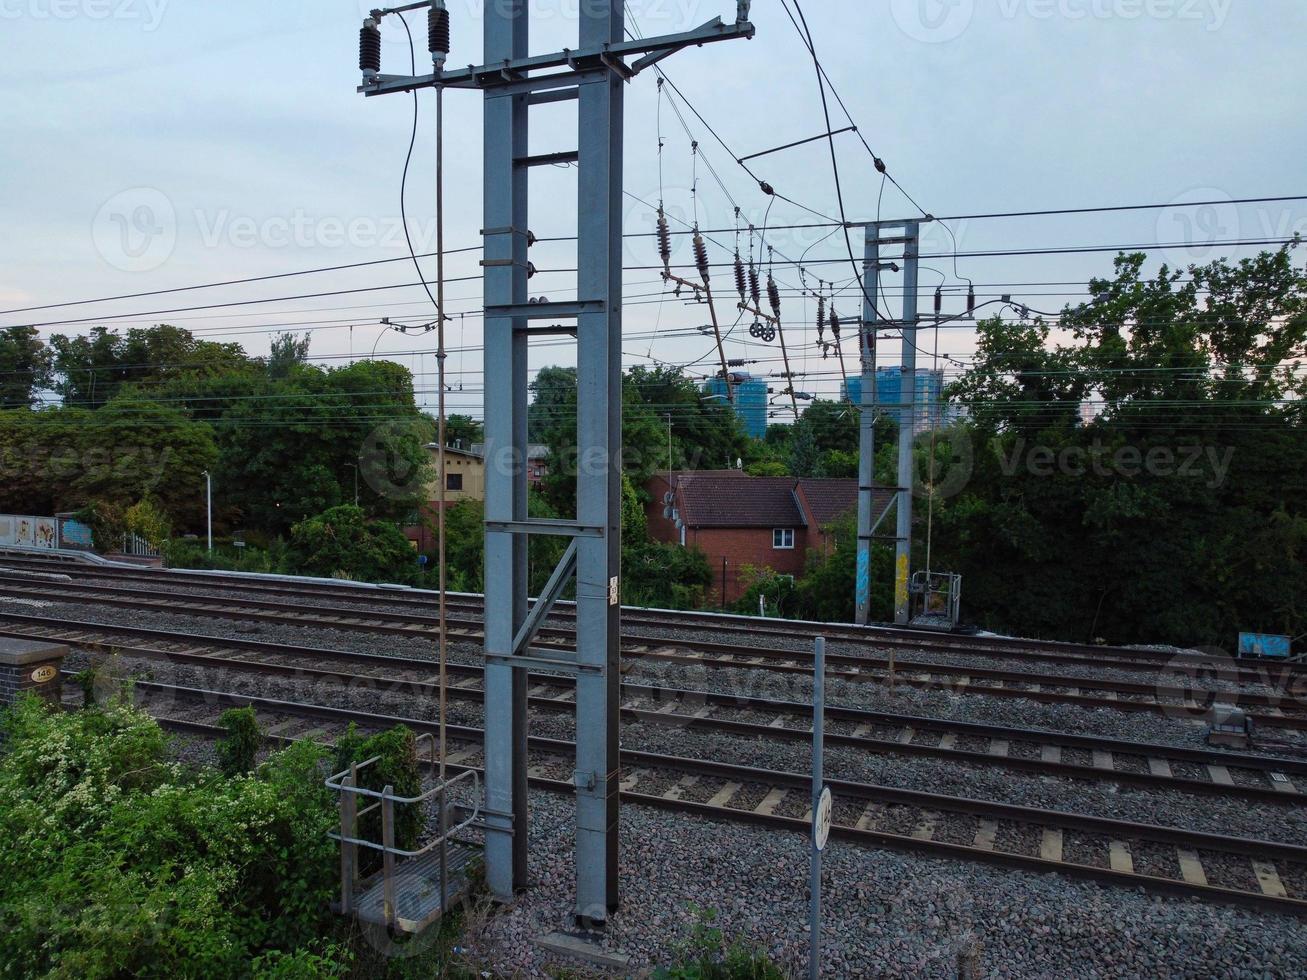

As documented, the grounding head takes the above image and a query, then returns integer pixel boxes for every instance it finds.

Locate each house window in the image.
[773,528,795,550]
[446,473,464,492]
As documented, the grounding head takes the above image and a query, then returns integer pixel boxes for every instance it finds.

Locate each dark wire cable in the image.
[398,14,440,316]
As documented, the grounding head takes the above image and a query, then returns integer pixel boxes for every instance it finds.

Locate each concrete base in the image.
[0,638,68,708]
[535,931,632,973]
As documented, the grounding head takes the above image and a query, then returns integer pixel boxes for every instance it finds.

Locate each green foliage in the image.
[73,667,98,708]
[289,505,417,584]
[74,500,127,553]
[623,541,714,610]
[796,517,890,623]
[0,399,218,529]
[124,497,172,548]
[50,324,250,410]
[654,906,785,980]
[333,725,424,857]
[252,942,352,979]
[530,364,747,514]
[731,566,798,618]
[0,325,52,409]
[934,246,1307,645]
[164,537,292,575]
[266,332,312,380]
[444,413,483,447]
[744,460,788,477]
[216,706,263,776]
[0,695,338,978]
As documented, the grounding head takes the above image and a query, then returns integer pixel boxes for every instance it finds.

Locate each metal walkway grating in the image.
[353,842,480,934]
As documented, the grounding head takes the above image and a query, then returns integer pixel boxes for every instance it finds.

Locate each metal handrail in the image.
[325,732,481,859]
[328,768,481,858]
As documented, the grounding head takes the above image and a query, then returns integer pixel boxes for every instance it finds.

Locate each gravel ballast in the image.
[456,793,1305,978]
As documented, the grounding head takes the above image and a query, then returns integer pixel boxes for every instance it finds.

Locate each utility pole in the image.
[854,220,925,625]
[357,0,754,927]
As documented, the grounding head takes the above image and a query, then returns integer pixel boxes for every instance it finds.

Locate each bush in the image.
[289,505,417,584]
[623,541,713,610]
[333,724,424,861]
[216,705,262,776]
[73,500,126,553]
[732,566,798,618]
[125,498,171,548]
[0,695,338,978]
[164,537,291,574]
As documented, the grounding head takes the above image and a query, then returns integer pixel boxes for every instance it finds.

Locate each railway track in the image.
[4,577,1304,730]
[8,612,1306,804]
[3,554,1291,680]
[89,676,1307,917]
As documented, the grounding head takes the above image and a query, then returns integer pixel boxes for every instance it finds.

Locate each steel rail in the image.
[8,612,1301,774]
[0,576,1285,700]
[5,554,1288,677]
[6,592,1305,732]
[20,617,1303,804]
[98,676,1307,916]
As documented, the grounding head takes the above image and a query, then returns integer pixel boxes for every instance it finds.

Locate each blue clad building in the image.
[706,375,769,439]
[842,368,953,430]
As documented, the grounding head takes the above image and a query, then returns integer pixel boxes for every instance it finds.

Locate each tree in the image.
[50,325,248,409]
[289,505,416,583]
[931,245,1307,646]
[444,413,484,447]
[0,326,52,408]
[266,331,312,380]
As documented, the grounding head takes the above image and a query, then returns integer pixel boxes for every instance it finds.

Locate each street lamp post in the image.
[346,463,359,506]
[202,470,212,553]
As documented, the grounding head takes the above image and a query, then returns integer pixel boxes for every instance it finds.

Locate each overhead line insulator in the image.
[693,230,711,283]
[734,252,747,301]
[656,207,672,273]
[767,273,781,319]
[749,265,761,308]
[359,18,382,78]
[428,1,450,70]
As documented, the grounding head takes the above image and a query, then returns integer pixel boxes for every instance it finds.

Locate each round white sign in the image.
[813,787,833,851]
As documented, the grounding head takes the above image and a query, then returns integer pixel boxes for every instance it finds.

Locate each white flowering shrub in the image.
[0,695,339,978]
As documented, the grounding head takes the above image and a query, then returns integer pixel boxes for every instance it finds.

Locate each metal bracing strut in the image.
[359,0,754,927]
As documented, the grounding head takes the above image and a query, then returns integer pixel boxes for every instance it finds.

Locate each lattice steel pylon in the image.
[359,0,754,927]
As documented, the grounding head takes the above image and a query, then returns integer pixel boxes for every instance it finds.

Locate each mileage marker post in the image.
[809,636,832,980]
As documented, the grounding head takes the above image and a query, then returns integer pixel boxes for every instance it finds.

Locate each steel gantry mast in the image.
[855,220,926,626]
[358,0,754,928]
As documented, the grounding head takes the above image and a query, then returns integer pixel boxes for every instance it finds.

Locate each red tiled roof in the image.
[796,479,859,526]
[665,472,893,530]
[675,473,803,528]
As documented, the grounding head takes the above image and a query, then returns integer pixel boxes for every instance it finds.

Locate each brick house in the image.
[644,471,893,605]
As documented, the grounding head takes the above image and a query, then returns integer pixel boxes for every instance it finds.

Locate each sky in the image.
[1,0,1304,421]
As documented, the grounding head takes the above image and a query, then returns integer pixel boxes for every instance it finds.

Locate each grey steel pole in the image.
[482,0,531,902]
[893,222,921,625]
[573,0,625,924]
[855,227,881,624]
[809,635,825,980]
